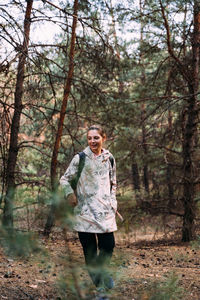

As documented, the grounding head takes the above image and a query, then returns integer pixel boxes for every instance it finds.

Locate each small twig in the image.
[18,287,35,300]
[13,201,39,211]
[141,143,181,155]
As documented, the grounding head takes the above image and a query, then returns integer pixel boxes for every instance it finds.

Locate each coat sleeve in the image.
[110,157,117,212]
[60,154,79,197]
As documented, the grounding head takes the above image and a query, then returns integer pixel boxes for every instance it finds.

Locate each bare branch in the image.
[159,0,191,83]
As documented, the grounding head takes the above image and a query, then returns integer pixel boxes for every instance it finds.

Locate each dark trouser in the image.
[78,232,115,287]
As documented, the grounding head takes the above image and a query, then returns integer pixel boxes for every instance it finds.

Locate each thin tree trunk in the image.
[181,94,197,241]
[2,0,33,228]
[165,71,174,208]
[44,0,79,236]
[181,2,200,242]
[108,0,124,93]
[140,0,149,195]
[105,0,124,93]
[107,0,142,199]
[141,107,149,195]
[132,163,140,192]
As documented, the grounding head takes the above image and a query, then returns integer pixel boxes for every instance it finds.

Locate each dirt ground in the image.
[0,223,199,300]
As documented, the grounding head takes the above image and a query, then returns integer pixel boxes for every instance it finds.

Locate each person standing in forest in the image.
[60,125,117,299]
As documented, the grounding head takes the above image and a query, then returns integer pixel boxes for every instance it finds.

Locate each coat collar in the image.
[83,146,110,159]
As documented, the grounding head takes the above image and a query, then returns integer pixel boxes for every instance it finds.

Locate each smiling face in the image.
[87,129,106,155]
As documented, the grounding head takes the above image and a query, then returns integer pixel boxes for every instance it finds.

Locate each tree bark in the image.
[140,0,149,195]
[2,0,33,228]
[44,0,79,236]
[165,71,174,208]
[181,2,200,241]
[181,92,197,241]
[132,163,140,192]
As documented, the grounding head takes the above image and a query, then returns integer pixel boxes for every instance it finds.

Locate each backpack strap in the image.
[109,156,114,168]
[70,152,86,191]
[109,155,114,191]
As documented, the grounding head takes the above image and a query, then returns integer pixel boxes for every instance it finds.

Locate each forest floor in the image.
[0,216,200,300]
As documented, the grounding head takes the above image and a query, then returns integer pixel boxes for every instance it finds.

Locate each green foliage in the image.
[56,249,89,300]
[148,272,185,300]
[57,272,79,300]
[0,229,41,258]
[50,188,75,227]
[190,235,200,250]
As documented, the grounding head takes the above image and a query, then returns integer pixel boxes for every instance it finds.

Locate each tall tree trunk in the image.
[2,0,33,228]
[139,0,149,195]
[106,0,124,93]
[110,0,123,93]
[107,0,142,200]
[44,0,79,236]
[132,163,140,192]
[165,71,174,208]
[160,0,199,241]
[141,107,149,195]
[181,2,200,241]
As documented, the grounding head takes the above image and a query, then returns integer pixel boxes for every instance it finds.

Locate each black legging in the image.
[78,232,115,287]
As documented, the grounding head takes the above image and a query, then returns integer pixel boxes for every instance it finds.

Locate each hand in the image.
[67,193,77,207]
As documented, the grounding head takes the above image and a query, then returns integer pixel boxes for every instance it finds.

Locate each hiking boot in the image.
[96,296,109,300]
[103,276,114,290]
[95,288,109,300]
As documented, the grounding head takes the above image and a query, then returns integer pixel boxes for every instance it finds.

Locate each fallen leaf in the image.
[29,284,38,289]
[35,279,46,283]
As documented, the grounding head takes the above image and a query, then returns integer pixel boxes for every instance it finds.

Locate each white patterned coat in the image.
[60,146,117,233]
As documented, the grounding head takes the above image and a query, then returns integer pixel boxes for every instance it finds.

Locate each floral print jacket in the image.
[60,146,117,233]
